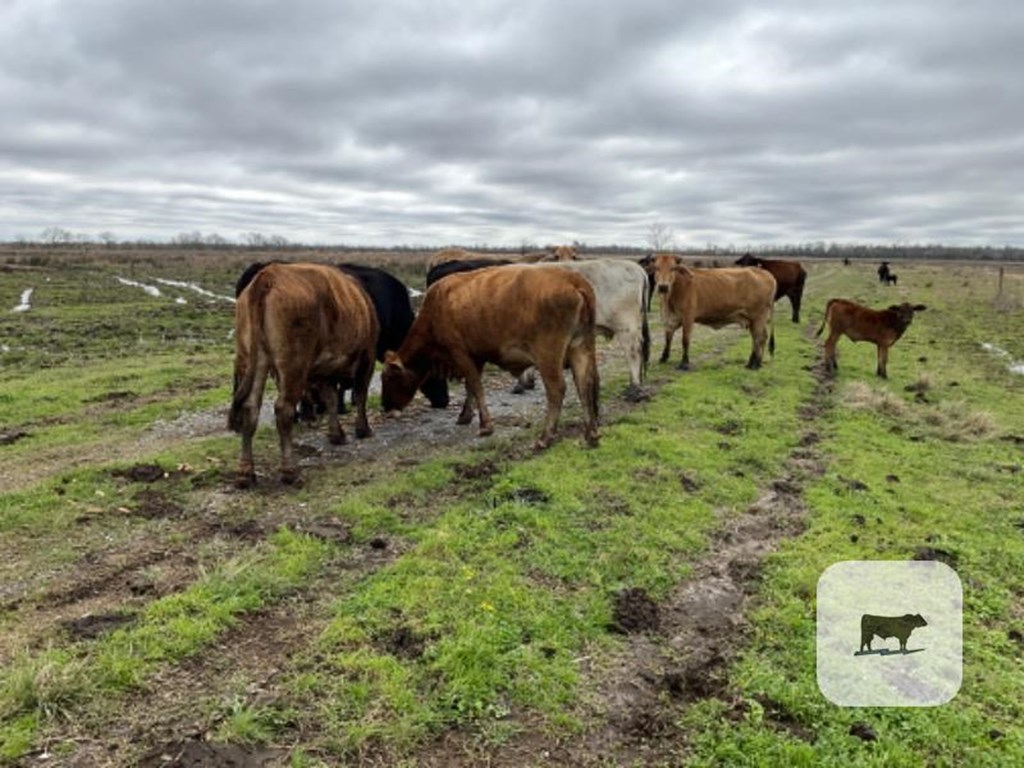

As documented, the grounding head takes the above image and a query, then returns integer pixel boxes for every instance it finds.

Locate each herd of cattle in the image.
[228,249,926,487]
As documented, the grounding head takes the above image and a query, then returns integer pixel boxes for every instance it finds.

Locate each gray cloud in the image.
[1,0,1022,246]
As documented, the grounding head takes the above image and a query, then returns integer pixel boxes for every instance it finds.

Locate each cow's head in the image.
[734,252,760,267]
[381,351,425,412]
[551,245,577,262]
[888,303,927,329]
[652,253,684,295]
[905,613,928,628]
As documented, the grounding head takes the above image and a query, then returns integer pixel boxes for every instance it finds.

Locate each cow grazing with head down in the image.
[734,253,808,323]
[816,299,926,378]
[651,254,776,370]
[235,262,448,415]
[382,265,600,450]
[427,258,651,400]
[229,263,378,487]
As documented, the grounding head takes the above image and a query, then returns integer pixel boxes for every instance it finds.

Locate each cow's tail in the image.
[576,286,600,423]
[228,275,270,433]
[815,299,836,338]
[640,279,651,381]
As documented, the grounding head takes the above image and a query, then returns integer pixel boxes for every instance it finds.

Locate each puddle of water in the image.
[116,277,161,298]
[981,342,1024,375]
[11,288,33,313]
[154,277,236,303]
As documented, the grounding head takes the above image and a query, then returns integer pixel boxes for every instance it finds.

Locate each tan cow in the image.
[381,265,600,450]
[228,263,379,487]
[816,299,926,378]
[651,254,776,370]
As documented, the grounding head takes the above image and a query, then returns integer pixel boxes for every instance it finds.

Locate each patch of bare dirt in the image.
[136,740,285,768]
[59,611,136,640]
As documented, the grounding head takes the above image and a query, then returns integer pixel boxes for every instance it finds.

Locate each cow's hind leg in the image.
[568,340,600,447]
[823,332,841,374]
[746,317,767,369]
[275,374,306,485]
[351,351,375,439]
[534,348,568,450]
[319,381,346,446]
[235,362,268,489]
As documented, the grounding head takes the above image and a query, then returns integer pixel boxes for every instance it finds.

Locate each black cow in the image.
[425,257,514,287]
[860,613,927,653]
[877,262,891,284]
[882,272,898,286]
[235,262,449,414]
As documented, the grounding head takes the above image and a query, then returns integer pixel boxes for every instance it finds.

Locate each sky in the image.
[2,0,1022,248]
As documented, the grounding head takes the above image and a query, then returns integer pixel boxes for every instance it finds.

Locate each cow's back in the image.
[681,267,776,323]
[536,259,647,332]
[421,265,595,357]
[245,263,377,373]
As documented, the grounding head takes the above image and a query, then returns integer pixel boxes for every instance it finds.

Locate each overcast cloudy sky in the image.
[2,0,1022,247]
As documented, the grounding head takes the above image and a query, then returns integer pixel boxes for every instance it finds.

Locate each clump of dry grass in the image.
[843,381,997,442]
[844,381,909,419]
[920,400,997,442]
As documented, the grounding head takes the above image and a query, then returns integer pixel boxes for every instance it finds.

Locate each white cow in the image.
[516,259,651,400]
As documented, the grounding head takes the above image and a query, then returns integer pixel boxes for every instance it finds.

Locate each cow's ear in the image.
[913,304,927,312]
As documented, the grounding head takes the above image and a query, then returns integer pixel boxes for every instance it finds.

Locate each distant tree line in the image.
[2,228,1022,261]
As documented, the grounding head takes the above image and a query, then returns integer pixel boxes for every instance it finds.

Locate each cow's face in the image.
[552,245,577,261]
[906,613,928,628]
[381,352,423,412]
[652,254,682,294]
[734,253,758,267]
[888,303,927,327]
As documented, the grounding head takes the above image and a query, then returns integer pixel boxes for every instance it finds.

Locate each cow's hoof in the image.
[746,360,762,370]
[511,383,526,395]
[623,385,649,403]
[280,469,302,487]
[328,432,346,446]
[456,414,473,426]
[356,426,373,439]
[659,354,669,364]
[234,471,256,490]
[676,362,691,371]
[584,432,600,448]
[478,425,494,438]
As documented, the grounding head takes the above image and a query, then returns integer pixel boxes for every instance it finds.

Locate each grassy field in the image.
[1,250,1022,766]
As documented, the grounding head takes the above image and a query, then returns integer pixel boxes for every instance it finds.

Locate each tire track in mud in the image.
[413,338,836,767]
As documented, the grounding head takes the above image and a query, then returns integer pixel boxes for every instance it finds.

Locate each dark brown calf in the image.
[816,299,926,378]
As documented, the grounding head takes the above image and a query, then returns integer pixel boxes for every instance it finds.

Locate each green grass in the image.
[2,254,1023,765]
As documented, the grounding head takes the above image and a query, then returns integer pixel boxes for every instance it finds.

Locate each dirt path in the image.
[412,343,835,766]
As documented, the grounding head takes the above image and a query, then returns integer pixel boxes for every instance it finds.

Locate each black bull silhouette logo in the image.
[859,613,928,654]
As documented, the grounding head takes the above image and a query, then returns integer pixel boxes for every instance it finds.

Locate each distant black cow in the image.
[236,262,449,414]
[877,262,891,284]
[734,253,808,323]
[882,272,898,286]
[860,613,927,653]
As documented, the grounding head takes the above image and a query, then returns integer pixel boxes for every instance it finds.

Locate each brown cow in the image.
[734,253,807,323]
[652,254,776,370]
[381,265,600,450]
[228,263,379,487]
[816,299,926,378]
